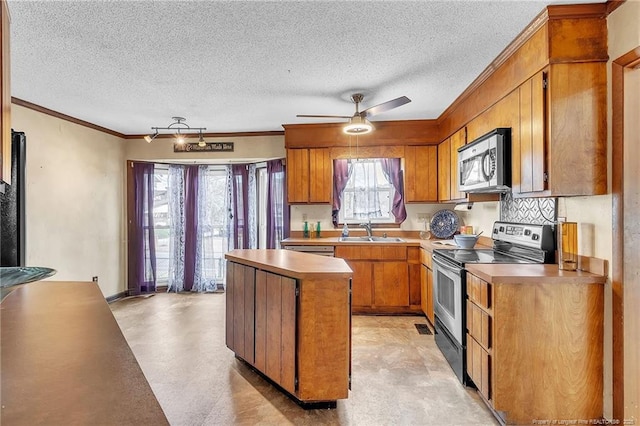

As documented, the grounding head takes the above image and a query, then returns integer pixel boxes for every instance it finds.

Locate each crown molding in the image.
[12,97,284,139]
[12,97,126,138]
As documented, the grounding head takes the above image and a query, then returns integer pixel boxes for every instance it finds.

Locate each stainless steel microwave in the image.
[457,128,511,193]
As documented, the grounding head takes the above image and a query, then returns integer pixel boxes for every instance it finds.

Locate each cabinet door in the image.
[408,263,421,306]
[349,260,373,307]
[258,271,296,394]
[225,262,255,363]
[438,138,451,202]
[286,148,309,203]
[373,261,409,307]
[519,70,547,194]
[449,128,467,201]
[467,334,491,401]
[405,145,438,202]
[420,264,434,325]
[308,148,331,203]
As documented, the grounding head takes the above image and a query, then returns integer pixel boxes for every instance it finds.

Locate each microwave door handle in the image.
[481,151,491,181]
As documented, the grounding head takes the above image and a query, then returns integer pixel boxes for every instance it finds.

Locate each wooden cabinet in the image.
[335,244,421,314]
[438,127,467,202]
[449,128,466,201]
[404,145,438,202]
[407,247,421,308]
[286,148,332,204]
[255,270,296,394]
[465,271,604,424]
[519,63,606,197]
[437,138,450,202]
[373,261,409,307]
[0,0,10,185]
[225,262,256,364]
[226,252,351,403]
[419,248,434,325]
[518,70,546,194]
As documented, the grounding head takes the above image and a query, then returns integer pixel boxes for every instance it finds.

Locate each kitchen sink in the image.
[339,236,405,243]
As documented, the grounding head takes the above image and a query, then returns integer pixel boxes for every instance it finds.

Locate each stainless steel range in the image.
[431,221,555,385]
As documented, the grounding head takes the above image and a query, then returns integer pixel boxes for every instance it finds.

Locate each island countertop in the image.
[0,281,168,425]
[225,249,353,279]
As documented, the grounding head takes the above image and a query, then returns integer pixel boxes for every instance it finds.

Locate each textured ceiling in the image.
[9,0,601,136]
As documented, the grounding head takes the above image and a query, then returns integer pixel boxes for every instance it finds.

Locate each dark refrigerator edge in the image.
[1,131,26,267]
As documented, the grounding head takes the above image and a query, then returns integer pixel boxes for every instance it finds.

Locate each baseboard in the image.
[106,290,129,304]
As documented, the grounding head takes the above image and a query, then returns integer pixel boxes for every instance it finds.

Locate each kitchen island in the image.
[224,249,353,405]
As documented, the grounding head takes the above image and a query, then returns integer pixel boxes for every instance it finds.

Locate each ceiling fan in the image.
[297,93,411,135]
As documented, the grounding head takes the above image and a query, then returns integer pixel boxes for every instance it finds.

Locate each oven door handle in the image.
[432,254,462,274]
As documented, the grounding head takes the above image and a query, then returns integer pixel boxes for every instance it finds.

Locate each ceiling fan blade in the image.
[361,96,411,118]
[297,114,352,119]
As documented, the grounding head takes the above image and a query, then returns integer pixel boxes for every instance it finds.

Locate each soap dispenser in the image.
[342,223,349,237]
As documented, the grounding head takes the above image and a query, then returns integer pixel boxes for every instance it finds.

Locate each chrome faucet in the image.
[360,220,373,237]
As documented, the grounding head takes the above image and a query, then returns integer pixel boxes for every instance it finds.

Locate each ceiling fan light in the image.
[343,117,373,135]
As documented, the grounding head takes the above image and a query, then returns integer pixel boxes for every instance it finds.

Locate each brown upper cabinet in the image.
[405,145,438,203]
[1,0,10,185]
[438,127,468,203]
[286,148,332,204]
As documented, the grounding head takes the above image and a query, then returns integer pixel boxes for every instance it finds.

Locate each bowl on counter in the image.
[453,234,479,249]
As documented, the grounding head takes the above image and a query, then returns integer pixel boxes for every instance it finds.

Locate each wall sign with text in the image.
[173,142,234,153]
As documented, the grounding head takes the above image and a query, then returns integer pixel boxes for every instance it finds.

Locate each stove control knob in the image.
[531,233,540,241]
[524,229,531,236]
[499,226,505,232]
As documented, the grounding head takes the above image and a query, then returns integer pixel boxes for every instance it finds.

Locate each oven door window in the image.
[435,269,456,318]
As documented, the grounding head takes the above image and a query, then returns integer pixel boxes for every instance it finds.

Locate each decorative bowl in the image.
[0,267,57,301]
[453,234,479,249]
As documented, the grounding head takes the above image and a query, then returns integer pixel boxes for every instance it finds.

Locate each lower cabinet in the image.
[335,245,421,314]
[226,260,350,403]
[465,272,604,424]
[419,248,434,324]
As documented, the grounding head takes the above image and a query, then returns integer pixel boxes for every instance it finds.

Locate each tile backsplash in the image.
[500,192,556,225]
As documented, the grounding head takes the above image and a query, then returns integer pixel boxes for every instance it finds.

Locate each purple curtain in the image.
[332,159,352,227]
[231,164,250,249]
[266,159,289,248]
[380,158,407,223]
[183,165,199,291]
[131,162,156,294]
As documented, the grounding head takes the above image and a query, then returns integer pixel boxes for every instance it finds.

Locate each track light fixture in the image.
[145,117,207,144]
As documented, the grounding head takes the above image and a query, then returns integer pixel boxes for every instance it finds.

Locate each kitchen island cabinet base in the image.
[235,355,338,409]
[225,250,352,405]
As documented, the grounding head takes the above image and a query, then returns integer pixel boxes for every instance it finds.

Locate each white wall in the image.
[11,105,126,297]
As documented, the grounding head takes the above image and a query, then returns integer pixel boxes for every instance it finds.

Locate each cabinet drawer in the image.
[420,249,433,269]
[467,334,491,401]
[467,301,491,349]
[335,245,407,260]
[467,273,490,310]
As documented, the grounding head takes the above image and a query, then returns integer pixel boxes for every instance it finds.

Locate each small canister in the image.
[558,221,578,271]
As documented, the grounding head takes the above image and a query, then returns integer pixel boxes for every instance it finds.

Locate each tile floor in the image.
[111,292,498,426]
